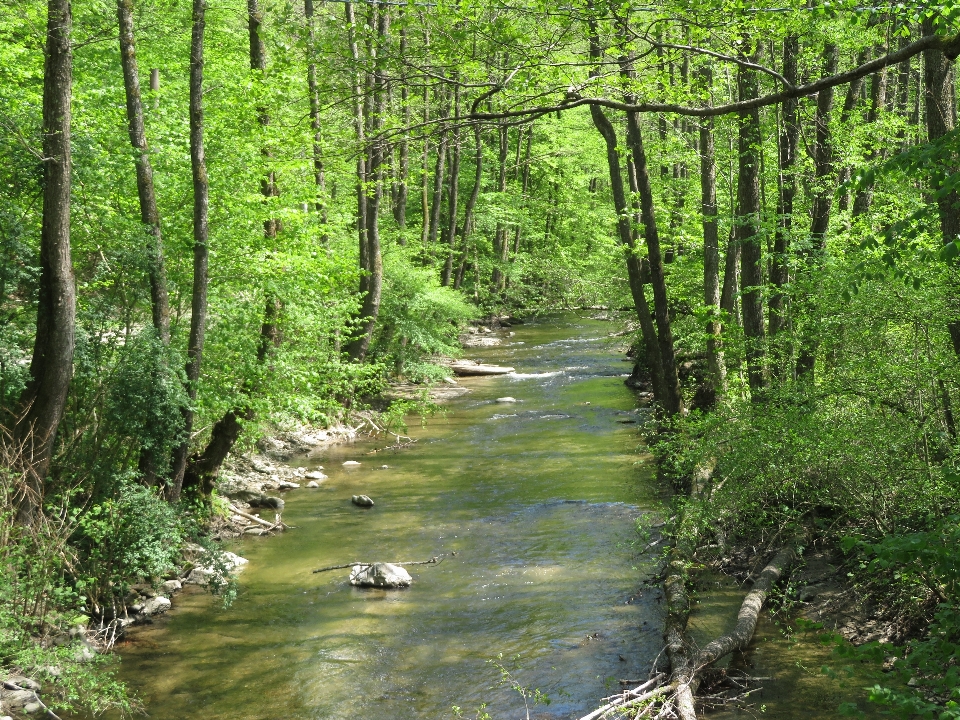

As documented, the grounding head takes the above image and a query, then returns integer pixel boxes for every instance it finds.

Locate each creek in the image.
[109,314,880,719]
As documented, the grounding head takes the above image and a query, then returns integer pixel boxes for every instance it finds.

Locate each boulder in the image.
[184,552,248,586]
[305,470,327,480]
[250,459,272,474]
[2,689,39,711]
[349,562,412,588]
[140,596,171,617]
[351,495,374,507]
[248,495,284,511]
[343,460,361,466]
[306,481,320,488]
[276,480,300,490]
[160,579,182,595]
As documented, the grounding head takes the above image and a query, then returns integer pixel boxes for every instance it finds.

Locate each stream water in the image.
[110,314,882,719]
[112,314,667,719]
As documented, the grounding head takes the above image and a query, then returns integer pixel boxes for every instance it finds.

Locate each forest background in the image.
[1,0,960,715]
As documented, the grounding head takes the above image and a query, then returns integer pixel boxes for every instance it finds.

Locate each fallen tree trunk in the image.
[667,545,796,720]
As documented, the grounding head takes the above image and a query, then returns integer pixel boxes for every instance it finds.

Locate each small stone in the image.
[351,495,374,507]
[496,397,517,403]
[160,579,182,595]
[343,460,361,466]
[250,459,272,473]
[305,470,327,480]
[306,481,320,488]
[2,715,15,720]
[23,703,42,715]
[380,465,389,469]
[276,480,300,489]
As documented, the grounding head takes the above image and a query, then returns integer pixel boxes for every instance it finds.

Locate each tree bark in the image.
[305,0,328,238]
[14,0,75,523]
[699,66,726,403]
[852,59,889,216]
[117,0,170,345]
[168,0,209,502]
[346,3,387,360]
[736,55,767,397]
[797,43,839,378]
[393,21,409,234]
[441,84,462,287]
[428,97,449,253]
[769,35,798,343]
[922,16,960,356]
[491,123,508,291]
[454,122,483,290]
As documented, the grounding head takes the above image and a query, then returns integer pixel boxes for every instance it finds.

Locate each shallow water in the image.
[111,315,668,720]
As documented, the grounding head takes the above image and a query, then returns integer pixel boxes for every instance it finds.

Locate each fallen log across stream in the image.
[575,544,795,719]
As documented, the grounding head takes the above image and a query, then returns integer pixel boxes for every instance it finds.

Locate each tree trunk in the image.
[428,94,449,254]
[852,59,889,216]
[491,123,508,291]
[168,0,209,502]
[393,22,409,235]
[14,0,75,523]
[769,35,798,343]
[590,102,665,405]
[305,0,328,240]
[512,126,532,255]
[441,85,462,287]
[736,56,767,397]
[346,3,388,360]
[699,67,726,404]
[720,224,741,326]
[624,111,684,416]
[922,16,960,356]
[117,0,170,345]
[797,43,839,378]
[454,122,483,290]
[836,47,871,212]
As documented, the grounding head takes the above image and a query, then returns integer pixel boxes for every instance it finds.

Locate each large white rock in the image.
[349,562,412,588]
[305,470,327,480]
[140,596,171,616]
[343,460,361,467]
[495,397,517,403]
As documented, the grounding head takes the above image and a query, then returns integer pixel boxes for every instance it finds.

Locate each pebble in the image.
[305,470,327,480]
[380,465,389,469]
[495,397,517,403]
[343,460,361,466]
[306,481,320,488]
[351,495,374,507]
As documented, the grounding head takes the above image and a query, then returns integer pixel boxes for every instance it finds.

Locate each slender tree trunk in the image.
[14,0,75,523]
[441,85,462,286]
[922,17,960,356]
[393,22,409,235]
[624,111,684,416]
[454,123,483,290]
[305,0,328,240]
[852,60,889,216]
[491,123,508,291]
[736,53,766,397]
[699,67,726,403]
[347,3,388,360]
[590,102,665,405]
[117,0,170,344]
[769,35,798,344]
[835,48,871,212]
[797,43,839,378]
[169,0,209,501]
[420,82,430,248]
[513,127,532,255]
[428,91,449,253]
[720,224,741,326]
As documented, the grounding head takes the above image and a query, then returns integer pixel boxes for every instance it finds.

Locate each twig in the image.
[312,554,450,574]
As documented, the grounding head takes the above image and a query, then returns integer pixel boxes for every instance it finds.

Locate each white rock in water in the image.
[159,579,182,595]
[351,495,374,507]
[343,460,361,466]
[305,470,327,480]
[276,480,300,489]
[141,596,171,616]
[349,562,412,588]
[496,397,517,403]
[306,481,320,488]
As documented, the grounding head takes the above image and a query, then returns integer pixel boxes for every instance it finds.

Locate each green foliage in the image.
[71,478,183,609]
[105,328,188,475]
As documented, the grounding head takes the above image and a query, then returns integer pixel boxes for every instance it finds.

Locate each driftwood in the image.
[312,554,451,574]
[449,360,515,376]
[229,504,294,531]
